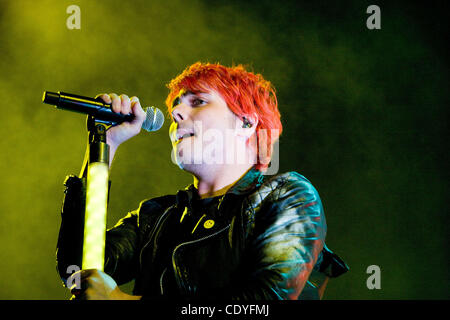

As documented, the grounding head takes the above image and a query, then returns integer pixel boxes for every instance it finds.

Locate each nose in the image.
[172,103,189,123]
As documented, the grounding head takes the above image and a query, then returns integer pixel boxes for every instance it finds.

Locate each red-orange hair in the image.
[165,62,282,171]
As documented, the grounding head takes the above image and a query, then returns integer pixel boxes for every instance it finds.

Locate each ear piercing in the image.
[242,117,252,128]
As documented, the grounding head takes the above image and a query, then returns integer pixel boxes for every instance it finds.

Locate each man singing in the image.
[56,62,348,300]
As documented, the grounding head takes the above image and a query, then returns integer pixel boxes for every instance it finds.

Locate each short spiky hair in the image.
[166,62,282,171]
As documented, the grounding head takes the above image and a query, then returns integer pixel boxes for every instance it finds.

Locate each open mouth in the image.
[177,132,195,142]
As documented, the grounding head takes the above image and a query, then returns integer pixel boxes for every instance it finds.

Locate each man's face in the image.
[169,89,247,171]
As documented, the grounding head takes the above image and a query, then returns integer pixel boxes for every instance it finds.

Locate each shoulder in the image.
[257,171,321,203]
[243,171,325,222]
[256,172,326,234]
[137,194,177,213]
[245,171,327,243]
[266,171,313,186]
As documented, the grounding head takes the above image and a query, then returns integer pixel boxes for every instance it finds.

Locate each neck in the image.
[193,164,254,199]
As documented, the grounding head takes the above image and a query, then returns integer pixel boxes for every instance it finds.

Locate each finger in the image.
[130,97,146,121]
[69,269,95,296]
[69,273,88,294]
[110,93,121,113]
[95,93,112,104]
[79,268,99,279]
[120,94,131,115]
[130,96,139,106]
[131,97,145,116]
[69,269,96,285]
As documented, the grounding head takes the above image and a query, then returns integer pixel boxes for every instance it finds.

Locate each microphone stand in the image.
[79,116,110,271]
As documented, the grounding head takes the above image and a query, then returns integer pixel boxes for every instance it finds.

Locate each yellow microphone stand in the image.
[79,116,110,271]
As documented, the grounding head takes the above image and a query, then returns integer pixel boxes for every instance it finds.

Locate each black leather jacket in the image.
[57,169,348,300]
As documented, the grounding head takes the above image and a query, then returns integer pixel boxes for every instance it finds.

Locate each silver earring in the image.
[242,117,252,128]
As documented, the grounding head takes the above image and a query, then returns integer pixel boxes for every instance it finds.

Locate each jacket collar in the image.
[227,168,265,195]
[175,168,265,208]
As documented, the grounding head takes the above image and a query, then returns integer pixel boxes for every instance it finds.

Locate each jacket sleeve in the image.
[56,175,86,286]
[229,172,327,300]
[103,208,141,285]
[56,175,141,286]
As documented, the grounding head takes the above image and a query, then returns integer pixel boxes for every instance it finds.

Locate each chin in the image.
[177,163,208,180]
[171,151,199,172]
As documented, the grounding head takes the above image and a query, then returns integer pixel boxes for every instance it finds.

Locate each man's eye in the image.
[172,97,180,108]
[192,98,206,106]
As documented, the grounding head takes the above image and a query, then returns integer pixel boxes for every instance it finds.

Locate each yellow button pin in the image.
[203,219,215,229]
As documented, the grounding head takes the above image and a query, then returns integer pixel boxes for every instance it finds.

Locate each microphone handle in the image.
[44,91,133,125]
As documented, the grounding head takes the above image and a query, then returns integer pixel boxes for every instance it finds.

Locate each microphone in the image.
[42,91,164,132]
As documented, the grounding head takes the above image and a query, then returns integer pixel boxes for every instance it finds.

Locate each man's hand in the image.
[96,93,147,163]
[70,269,141,300]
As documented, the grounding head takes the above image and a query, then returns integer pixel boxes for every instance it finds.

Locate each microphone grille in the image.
[142,107,165,132]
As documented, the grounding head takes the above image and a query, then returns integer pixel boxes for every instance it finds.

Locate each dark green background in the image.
[0,0,448,299]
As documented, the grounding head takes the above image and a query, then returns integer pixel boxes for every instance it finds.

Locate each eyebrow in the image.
[172,90,210,108]
[172,90,190,108]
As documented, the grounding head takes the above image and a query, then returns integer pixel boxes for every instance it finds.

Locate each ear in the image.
[236,113,258,139]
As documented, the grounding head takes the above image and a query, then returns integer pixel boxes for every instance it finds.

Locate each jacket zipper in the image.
[171,224,231,295]
[160,268,167,295]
